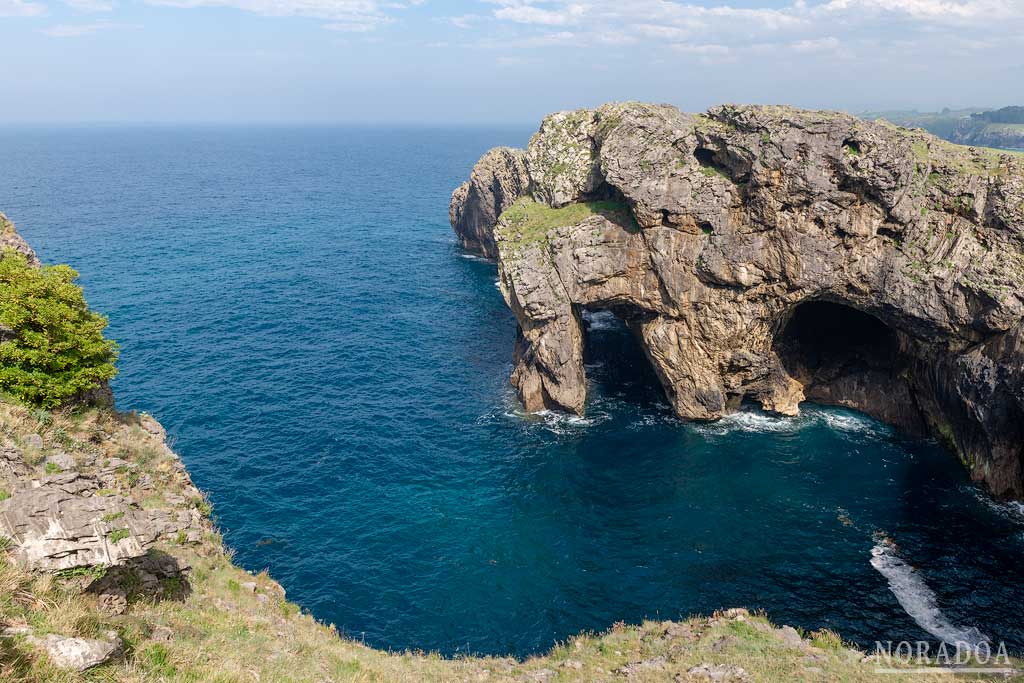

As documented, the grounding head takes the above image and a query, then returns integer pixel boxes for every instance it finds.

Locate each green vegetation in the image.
[108,528,130,544]
[0,250,118,409]
[497,197,638,250]
[42,462,60,475]
[0,488,9,502]
[700,165,730,180]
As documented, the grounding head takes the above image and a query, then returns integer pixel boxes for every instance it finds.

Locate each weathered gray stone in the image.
[0,212,39,266]
[45,452,77,472]
[450,147,529,258]
[687,663,750,681]
[776,625,806,649]
[452,102,1024,499]
[0,472,193,571]
[27,632,122,671]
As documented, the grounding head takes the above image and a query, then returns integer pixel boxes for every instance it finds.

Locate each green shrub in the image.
[0,250,118,408]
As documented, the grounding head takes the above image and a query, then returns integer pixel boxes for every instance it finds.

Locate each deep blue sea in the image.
[1,126,1022,657]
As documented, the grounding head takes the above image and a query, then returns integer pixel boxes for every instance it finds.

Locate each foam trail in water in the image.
[870,539,988,650]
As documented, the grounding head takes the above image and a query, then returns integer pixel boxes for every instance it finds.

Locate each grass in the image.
[107,529,130,544]
[496,197,638,251]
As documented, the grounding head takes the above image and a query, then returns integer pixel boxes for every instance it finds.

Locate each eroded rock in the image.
[452,102,1024,498]
[27,632,123,671]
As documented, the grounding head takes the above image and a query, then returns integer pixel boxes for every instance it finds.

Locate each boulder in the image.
[27,632,122,671]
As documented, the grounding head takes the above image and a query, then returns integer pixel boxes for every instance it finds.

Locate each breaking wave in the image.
[968,487,1024,525]
[691,405,886,438]
[870,539,988,650]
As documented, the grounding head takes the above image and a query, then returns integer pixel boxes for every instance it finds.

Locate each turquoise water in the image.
[1,126,1022,657]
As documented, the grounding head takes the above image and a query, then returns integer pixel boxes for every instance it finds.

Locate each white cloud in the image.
[478,0,1024,63]
[0,0,45,16]
[672,43,730,56]
[790,36,840,52]
[144,0,401,30]
[41,20,129,35]
[62,0,115,11]
[323,19,381,31]
[446,13,481,28]
[493,2,586,26]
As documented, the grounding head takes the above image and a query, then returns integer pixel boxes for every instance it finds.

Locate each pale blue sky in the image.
[1,0,1021,124]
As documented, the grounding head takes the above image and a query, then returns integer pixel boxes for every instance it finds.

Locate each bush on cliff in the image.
[0,249,118,408]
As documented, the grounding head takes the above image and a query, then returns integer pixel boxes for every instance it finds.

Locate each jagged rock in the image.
[0,442,31,481]
[96,587,129,615]
[45,452,77,472]
[0,472,193,571]
[23,433,44,450]
[450,147,529,258]
[151,625,174,642]
[615,656,667,676]
[686,663,750,682]
[452,102,1024,499]
[776,625,806,649]
[27,632,122,671]
[0,212,39,266]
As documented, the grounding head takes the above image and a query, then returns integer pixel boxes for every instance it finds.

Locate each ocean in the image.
[1,125,1022,657]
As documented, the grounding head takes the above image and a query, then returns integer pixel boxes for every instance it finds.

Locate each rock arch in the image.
[453,102,1024,498]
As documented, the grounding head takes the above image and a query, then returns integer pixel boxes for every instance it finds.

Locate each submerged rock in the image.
[452,102,1024,498]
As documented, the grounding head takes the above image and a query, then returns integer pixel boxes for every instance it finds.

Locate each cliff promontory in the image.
[452,103,1024,499]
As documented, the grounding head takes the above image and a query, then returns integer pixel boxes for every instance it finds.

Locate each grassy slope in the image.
[495,198,637,252]
[0,402,1019,682]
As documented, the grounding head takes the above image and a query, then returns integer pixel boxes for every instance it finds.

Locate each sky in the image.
[0,0,1022,124]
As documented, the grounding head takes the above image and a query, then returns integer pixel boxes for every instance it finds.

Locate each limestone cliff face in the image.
[451,102,1024,499]
[0,212,40,266]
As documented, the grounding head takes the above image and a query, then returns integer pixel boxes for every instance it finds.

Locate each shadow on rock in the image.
[85,550,191,615]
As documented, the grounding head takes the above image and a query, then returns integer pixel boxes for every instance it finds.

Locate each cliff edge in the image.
[452,103,1024,499]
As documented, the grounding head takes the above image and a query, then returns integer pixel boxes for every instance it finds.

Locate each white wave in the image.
[870,539,988,650]
[968,487,1024,525]
[691,409,803,435]
[816,409,881,435]
[458,253,491,262]
[581,310,622,332]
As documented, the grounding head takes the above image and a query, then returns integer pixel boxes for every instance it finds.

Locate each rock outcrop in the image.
[450,147,530,257]
[27,632,123,671]
[451,102,1024,499]
[0,212,39,266]
[0,411,208,571]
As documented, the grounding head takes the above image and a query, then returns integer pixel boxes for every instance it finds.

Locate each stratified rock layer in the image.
[451,102,1024,499]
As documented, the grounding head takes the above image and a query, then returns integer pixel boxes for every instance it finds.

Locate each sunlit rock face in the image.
[452,102,1024,499]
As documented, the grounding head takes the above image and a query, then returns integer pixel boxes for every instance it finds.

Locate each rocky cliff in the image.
[451,103,1024,500]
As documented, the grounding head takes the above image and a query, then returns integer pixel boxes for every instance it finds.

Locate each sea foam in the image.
[870,539,988,650]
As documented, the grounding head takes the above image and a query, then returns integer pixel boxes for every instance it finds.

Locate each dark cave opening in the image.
[776,301,900,375]
[774,300,927,434]
[580,307,667,408]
